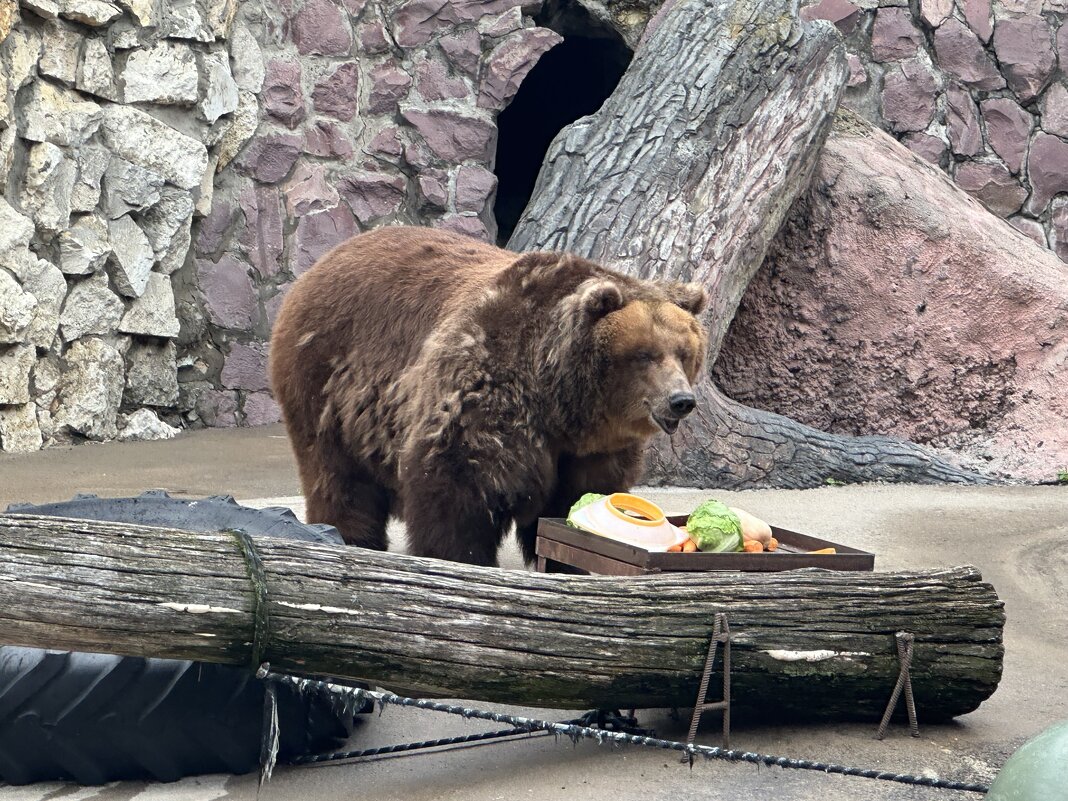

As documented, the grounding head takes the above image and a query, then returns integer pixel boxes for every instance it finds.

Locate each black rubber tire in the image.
[0,492,360,786]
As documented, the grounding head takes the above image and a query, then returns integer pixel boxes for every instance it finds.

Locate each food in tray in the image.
[567,492,831,555]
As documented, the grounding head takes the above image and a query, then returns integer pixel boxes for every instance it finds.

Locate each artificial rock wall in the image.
[0,0,1065,454]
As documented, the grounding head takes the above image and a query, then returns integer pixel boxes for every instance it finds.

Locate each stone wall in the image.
[803,0,1068,257]
[0,0,1065,455]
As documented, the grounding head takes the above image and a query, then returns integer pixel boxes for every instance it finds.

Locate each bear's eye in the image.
[635,350,658,364]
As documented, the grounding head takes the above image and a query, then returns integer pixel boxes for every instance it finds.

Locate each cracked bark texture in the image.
[510,0,991,488]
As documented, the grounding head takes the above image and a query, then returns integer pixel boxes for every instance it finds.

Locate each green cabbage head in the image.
[686,500,743,552]
[566,493,606,527]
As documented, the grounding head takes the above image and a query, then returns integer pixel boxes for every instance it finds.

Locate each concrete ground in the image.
[1,425,1066,801]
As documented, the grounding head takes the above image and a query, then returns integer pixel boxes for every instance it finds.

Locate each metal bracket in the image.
[681,612,731,760]
[876,631,920,739]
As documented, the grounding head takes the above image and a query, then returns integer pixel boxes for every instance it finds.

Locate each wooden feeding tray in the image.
[535,515,875,576]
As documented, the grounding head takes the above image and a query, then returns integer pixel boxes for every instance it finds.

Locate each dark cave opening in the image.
[492,1,633,246]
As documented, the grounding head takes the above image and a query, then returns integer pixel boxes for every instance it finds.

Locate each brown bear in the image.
[269,226,708,566]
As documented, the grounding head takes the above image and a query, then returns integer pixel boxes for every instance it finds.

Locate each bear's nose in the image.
[668,392,696,418]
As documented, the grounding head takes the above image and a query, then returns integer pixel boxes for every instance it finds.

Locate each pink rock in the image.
[196,390,239,428]
[799,0,861,34]
[933,17,1005,90]
[243,391,282,426]
[392,0,527,48]
[402,108,496,162]
[365,126,404,162]
[955,160,1026,216]
[265,283,292,327]
[263,59,305,128]
[359,21,391,54]
[902,132,946,164]
[872,7,921,61]
[1040,83,1068,138]
[1058,24,1068,73]
[340,0,367,14]
[980,98,1032,175]
[293,204,357,274]
[304,121,353,158]
[435,213,490,241]
[880,59,938,133]
[291,0,352,56]
[945,85,982,156]
[196,199,234,256]
[284,162,340,217]
[415,58,469,101]
[1026,133,1068,214]
[439,29,482,75]
[1008,216,1047,247]
[715,122,1068,480]
[236,133,302,183]
[222,340,270,391]
[312,62,359,121]
[846,54,867,87]
[1051,198,1068,262]
[418,169,448,208]
[960,0,992,42]
[454,165,497,212]
[338,170,406,223]
[367,61,412,114]
[991,17,1056,102]
[477,28,562,111]
[480,8,523,38]
[197,256,259,330]
[239,186,284,278]
[403,138,434,171]
[919,0,953,26]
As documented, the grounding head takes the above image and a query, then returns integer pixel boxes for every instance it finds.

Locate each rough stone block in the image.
[291,0,352,55]
[284,162,340,217]
[122,41,199,104]
[933,17,1005,90]
[70,145,110,212]
[1040,83,1068,138]
[304,121,354,158]
[243,391,281,426]
[20,141,74,235]
[199,50,239,124]
[235,132,302,183]
[102,157,165,218]
[0,198,34,257]
[1026,133,1068,214]
[439,29,481,75]
[54,336,124,440]
[992,16,1056,102]
[454,165,497,212]
[100,105,208,190]
[76,36,117,99]
[39,18,80,83]
[230,22,265,92]
[118,272,179,337]
[881,59,938,133]
[117,407,180,440]
[392,0,534,47]
[960,0,992,41]
[1007,216,1047,247]
[416,57,469,101]
[401,108,496,162]
[58,214,111,275]
[107,215,155,297]
[339,170,405,224]
[124,339,178,406]
[312,62,359,121]
[239,185,284,277]
[0,402,43,453]
[871,7,921,61]
[901,132,945,164]
[263,58,305,128]
[955,159,1027,216]
[0,343,35,403]
[59,270,123,341]
[221,339,269,391]
[18,80,103,147]
[293,204,356,274]
[20,255,65,349]
[945,85,982,156]
[140,188,195,260]
[197,255,258,329]
[478,28,561,110]
[980,98,1032,175]
[1051,198,1068,261]
[368,61,412,114]
[59,0,121,26]
[435,213,489,241]
[217,90,259,170]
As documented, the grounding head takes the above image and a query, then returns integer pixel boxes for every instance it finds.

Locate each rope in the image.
[233,531,270,670]
[263,671,990,794]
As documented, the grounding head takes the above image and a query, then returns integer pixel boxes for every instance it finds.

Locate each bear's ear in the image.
[663,281,707,316]
[579,279,624,320]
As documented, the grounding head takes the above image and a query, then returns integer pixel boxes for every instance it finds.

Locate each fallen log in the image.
[0,515,1003,722]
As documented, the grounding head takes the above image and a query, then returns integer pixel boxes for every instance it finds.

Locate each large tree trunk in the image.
[0,515,1004,721]
[508,0,990,488]
[714,112,1068,484]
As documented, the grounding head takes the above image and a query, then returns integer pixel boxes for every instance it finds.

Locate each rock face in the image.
[716,119,1068,482]
[54,337,125,441]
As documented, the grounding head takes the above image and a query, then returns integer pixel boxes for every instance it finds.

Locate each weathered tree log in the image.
[508,0,989,488]
[0,515,1004,721]
[715,112,1068,483]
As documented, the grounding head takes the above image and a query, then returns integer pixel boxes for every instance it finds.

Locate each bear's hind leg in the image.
[299,438,390,550]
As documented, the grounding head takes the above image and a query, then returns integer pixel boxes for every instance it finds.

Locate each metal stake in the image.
[876,631,920,739]
[681,612,731,760]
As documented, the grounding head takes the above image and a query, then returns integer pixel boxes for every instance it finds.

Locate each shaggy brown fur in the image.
[270,226,708,566]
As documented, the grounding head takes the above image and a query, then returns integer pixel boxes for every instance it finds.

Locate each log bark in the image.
[508,0,990,488]
[0,515,1004,722]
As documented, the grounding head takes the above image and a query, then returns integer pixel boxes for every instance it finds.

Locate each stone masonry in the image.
[0,0,1065,452]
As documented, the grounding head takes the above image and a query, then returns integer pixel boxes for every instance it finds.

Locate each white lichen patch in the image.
[157,602,242,614]
[278,601,360,616]
[762,649,872,662]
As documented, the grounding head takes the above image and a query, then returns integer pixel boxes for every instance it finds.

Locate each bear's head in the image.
[496,252,709,455]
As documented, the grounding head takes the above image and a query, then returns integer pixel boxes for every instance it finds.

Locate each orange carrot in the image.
[667,543,683,552]
[808,547,836,555]
[682,538,698,553]
[743,540,763,553]
[766,537,779,552]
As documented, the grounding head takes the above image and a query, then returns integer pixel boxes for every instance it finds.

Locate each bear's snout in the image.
[668,391,696,418]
